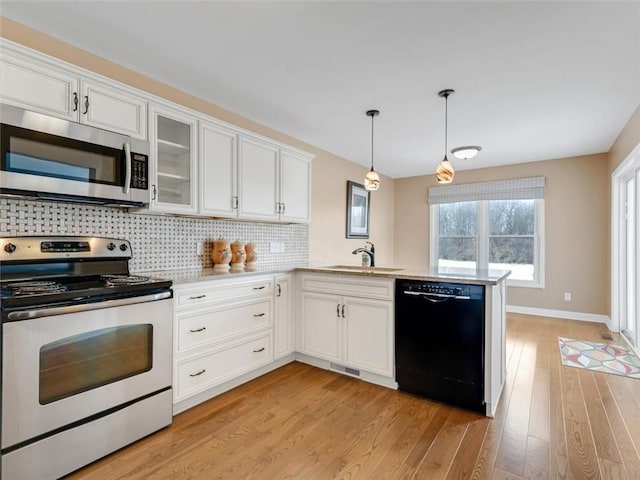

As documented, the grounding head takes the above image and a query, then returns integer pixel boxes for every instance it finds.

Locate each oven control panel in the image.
[0,237,132,261]
[41,241,91,253]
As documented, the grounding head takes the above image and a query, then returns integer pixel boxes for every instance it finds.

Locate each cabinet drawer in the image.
[175,276,273,310]
[300,274,394,300]
[175,332,273,400]
[176,299,272,353]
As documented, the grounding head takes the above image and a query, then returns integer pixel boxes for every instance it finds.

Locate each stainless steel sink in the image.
[324,265,402,272]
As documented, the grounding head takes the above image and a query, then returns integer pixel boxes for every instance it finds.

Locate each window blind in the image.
[428,176,545,205]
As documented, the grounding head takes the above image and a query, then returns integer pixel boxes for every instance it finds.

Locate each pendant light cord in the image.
[371,113,375,170]
[444,94,448,156]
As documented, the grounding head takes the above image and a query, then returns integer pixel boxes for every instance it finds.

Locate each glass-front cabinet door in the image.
[149,105,197,214]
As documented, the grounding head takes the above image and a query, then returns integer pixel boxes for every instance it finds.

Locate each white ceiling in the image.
[2,1,639,178]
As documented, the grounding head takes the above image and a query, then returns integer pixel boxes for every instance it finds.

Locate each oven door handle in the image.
[6,291,172,321]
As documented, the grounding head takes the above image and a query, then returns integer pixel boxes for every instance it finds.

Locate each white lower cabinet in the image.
[274,274,294,359]
[172,275,276,408]
[298,274,394,378]
[175,332,273,401]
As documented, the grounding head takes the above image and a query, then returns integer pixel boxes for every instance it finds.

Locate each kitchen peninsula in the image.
[158,264,508,417]
[296,265,509,416]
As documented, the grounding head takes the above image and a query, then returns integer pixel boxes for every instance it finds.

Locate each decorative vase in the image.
[230,240,246,271]
[212,238,231,272]
[245,243,257,271]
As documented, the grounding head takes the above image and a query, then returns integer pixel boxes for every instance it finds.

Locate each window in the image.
[429,177,545,288]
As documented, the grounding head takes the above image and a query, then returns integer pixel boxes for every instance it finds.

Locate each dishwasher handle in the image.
[402,291,471,302]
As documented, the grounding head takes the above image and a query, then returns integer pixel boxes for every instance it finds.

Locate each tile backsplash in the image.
[0,199,308,272]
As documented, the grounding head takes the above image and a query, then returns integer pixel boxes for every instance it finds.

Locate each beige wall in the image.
[0,17,396,266]
[609,105,640,174]
[394,154,610,315]
[309,157,394,266]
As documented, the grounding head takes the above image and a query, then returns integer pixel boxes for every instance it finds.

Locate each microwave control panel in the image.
[131,153,149,190]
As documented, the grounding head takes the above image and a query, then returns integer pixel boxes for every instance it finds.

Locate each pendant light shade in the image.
[436,156,455,183]
[364,109,380,191]
[436,89,455,184]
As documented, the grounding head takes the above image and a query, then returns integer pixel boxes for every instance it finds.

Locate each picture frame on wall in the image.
[346,180,370,239]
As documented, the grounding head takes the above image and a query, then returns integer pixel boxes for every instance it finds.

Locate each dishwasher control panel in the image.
[398,280,484,300]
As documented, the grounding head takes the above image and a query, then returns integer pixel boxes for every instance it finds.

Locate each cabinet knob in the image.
[253,313,265,318]
[253,347,265,353]
[189,327,206,333]
[72,92,79,112]
[4,243,17,253]
[189,369,206,377]
[83,95,89,114]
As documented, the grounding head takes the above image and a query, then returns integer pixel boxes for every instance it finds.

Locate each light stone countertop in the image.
[138,264,510,286]
[296,265,511,285]
[135,265,297,285]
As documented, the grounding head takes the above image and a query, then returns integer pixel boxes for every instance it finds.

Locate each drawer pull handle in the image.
[189,369,206,377]
[253,286,266,290]
[253,347,265,353]
[189,327,206,333]
[253,313,265,317]
[189,294,207,300]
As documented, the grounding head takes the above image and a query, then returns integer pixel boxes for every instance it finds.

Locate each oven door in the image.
[2,292,172,450]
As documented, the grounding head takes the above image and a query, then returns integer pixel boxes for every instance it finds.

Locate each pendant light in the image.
[436,89,455,184]
[364,109,380,191]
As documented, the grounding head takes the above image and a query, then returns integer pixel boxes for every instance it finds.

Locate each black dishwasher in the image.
[395,279,485,413]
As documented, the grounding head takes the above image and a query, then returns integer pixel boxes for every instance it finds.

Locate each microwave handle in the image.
[123,142,131,194]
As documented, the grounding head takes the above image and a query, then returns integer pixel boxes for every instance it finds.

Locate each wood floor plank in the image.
[445,416,491,480]
[494,341,536,476]
[67,315,640,480]
[561,366,601,480]
[412,409,475,480]
[524,435,550,480]
[578,369,622,463]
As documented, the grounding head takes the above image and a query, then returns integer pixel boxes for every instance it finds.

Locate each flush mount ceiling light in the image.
[364,109,381,191]
[451,145,482,160]
[436,89,455,184]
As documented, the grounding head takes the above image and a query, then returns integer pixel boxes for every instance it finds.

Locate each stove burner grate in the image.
[102,275,151,287]
[5,280,67,296]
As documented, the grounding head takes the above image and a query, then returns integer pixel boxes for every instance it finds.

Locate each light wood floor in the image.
[67,314,640,480]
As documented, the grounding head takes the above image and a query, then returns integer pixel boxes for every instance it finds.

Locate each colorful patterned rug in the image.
[558,337,640,378]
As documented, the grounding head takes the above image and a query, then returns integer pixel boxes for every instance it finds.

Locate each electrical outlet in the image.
[196,242,206,255]
[279,243,285,253]
[564,292,572,302]
[270,242,278,253]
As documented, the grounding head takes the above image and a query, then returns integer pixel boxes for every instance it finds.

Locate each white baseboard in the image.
[507,305,610,324]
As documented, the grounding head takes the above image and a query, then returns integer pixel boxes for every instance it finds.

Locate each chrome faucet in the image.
[352,241,375,267]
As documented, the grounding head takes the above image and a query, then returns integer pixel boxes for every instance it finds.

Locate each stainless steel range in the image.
[0,236,173,479]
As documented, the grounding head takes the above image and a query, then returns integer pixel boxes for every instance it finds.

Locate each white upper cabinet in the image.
[238,135,280,221]
[200,130,313,223]
[149,105,198,214]
[80,79,147,139]
[0,41,147,139]
[199,121,238,217]
[0,49,79,120]
[280,148,312,223]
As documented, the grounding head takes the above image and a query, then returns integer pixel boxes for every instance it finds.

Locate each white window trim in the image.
[429,199,545,288]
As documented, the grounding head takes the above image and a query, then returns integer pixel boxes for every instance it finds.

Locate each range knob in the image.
[4,243,17,253]
[119,243,128,252]
[106,242,116,251]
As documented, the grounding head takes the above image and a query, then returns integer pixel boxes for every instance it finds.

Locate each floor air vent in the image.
[330,363,361,377]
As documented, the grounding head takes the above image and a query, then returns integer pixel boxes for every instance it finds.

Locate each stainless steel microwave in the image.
[0,104,149,207]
